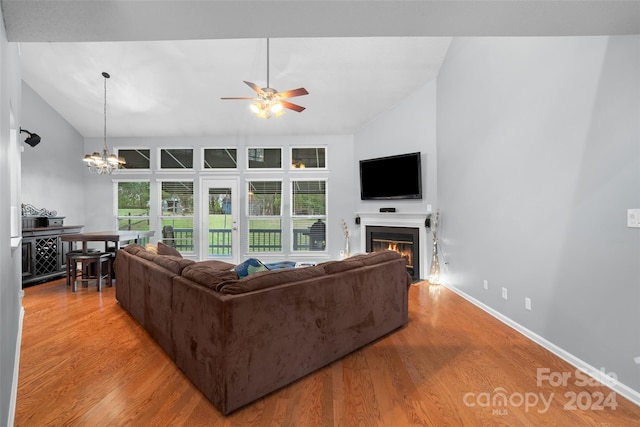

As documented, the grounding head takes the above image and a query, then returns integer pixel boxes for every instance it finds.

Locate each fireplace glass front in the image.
[366,226,419,280]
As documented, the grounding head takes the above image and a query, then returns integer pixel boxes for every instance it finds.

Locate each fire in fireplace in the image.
[366,226,420,280]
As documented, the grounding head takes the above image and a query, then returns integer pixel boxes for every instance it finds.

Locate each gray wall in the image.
[0,7,23,426]
[353,80,439,252]
[437,36,640,392]
[21,82,86,225]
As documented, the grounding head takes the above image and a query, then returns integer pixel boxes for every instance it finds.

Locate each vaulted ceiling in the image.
[3,1,639,137]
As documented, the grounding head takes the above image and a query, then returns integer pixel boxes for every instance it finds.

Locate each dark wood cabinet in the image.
[22,226,83,287]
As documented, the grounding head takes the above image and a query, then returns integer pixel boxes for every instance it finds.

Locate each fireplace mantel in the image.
[356,212,430,280]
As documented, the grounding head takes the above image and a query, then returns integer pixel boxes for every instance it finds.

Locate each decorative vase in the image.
[429,239,440,284]
[344,236,351,258]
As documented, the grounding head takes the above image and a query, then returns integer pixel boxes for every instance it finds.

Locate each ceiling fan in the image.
[221,39,309,119]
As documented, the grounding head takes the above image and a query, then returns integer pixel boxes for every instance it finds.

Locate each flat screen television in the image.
[359,152,422,200]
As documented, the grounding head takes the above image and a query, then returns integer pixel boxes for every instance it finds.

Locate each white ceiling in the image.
[4,1,640,137]
[18,38,451,137]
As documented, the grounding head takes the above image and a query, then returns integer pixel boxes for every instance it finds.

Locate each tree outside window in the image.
[116,181,150,231]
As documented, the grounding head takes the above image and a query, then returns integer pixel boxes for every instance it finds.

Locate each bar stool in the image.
[66,251,113,292]
[65,249,99,289]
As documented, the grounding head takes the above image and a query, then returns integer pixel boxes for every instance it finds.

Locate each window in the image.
[160,148,193,169]
[159,181,194,252]
[247,180,282,252]
[291,147,326,169]
[116,181,150,231]
[248,148,281,169]
[118,148,150,170]
[204,148,237,169]
[291,180,327,251]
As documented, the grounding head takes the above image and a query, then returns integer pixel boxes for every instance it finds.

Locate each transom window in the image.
[291,147,326,169]
[160,148,193,169]
[118,148,150,170]
[204,148,237,169]
[248,148,281,169]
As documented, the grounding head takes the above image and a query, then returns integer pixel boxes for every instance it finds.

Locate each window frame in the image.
[246,179,284,254]
[290,178,328,253]
[290,146,328,170]
[158,147,195,171]
[115,147,152,173]
[157,179,195,254]
[201,147,239,171]
[113,179,151,232]
[246,147,283,171]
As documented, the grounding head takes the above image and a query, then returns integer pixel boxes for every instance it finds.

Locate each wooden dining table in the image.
[60,230,155,254]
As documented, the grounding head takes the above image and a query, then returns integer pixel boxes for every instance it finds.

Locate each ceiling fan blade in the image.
[244,81,265,95]
[277,87,309,98]
[221,97,257,100]
[281,100,306,113]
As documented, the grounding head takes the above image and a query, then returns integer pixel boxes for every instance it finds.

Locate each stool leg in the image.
[96,258,103,292]
[105,257,113,287]
[66,256,71,288]
[72,260,78,292]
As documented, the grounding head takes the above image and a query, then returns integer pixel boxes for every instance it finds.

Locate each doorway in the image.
[200,178,239,264]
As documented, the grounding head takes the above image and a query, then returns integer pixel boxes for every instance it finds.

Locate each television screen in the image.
[359,152,422,200]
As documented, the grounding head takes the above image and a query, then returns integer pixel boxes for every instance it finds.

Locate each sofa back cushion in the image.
[182,262,239,290]
[216,265,326,294]
[136,250,158,261]
[158,241,182,258]
[352,250,402,265]
[319,258,365,275]
[153,255,195,275]
[122,243,146,255]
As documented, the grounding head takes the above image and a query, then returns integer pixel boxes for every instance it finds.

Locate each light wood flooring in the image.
[15,278,640,426]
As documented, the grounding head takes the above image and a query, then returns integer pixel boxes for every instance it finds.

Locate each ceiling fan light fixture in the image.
[249,102,262,114]
[221,38,308,118]
[270,102,283,113]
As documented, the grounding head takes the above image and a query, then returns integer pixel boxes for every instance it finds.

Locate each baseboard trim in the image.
[8,306,25,427]
[442,283,640,408]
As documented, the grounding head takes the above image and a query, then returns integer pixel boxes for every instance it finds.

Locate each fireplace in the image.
[366,226,419,280]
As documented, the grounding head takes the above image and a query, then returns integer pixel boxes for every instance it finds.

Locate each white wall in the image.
[21,82,86,225]
[353,80,438,255]
[0,7,23,426]
[82,134,356,262]
[437,36,640,395]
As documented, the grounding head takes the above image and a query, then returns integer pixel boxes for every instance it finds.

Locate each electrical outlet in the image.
[483,279,489,290]
[501,287,508,300]
[525,297,532,311]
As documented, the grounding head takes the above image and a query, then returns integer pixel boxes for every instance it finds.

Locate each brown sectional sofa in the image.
[114,245,411,414]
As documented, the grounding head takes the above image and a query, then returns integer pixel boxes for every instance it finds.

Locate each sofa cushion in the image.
[145,243,158,254]
[319,258,365,275]
[136,250,158,261]
[216,265,326,294]
[158,241,182,258]
[182,263,239,289]
[122,243,146,255]
[153,255,195,275]
[233,258,269,278]
[353,250,402,265]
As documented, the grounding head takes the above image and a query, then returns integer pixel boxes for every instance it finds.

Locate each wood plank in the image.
[15,279,640,426]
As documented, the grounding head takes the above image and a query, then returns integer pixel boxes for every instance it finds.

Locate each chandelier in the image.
[83,72,125,174]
